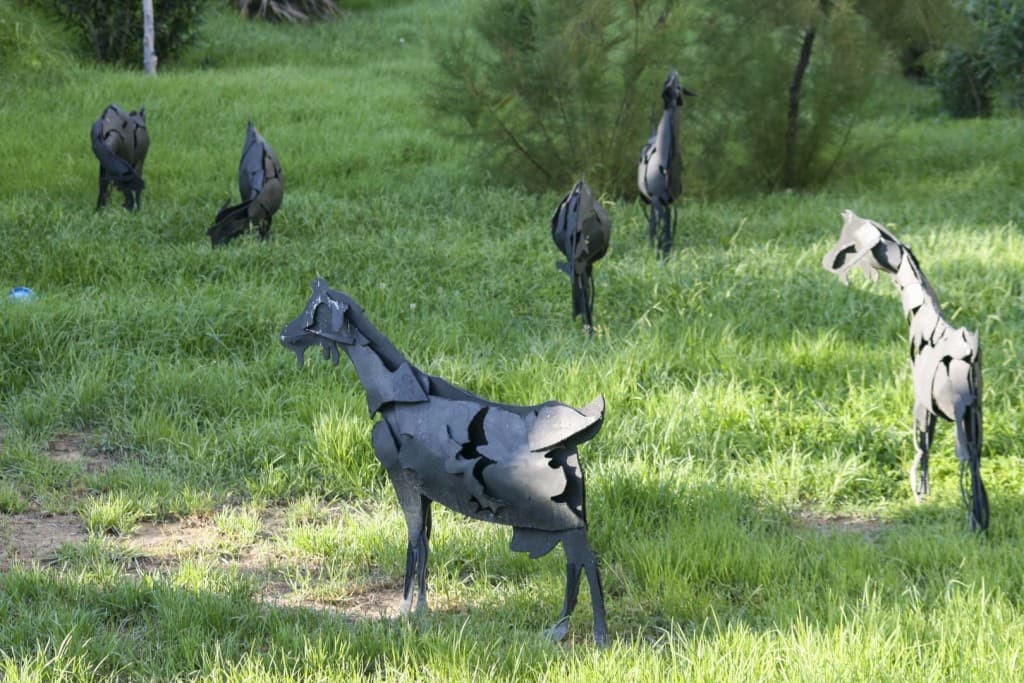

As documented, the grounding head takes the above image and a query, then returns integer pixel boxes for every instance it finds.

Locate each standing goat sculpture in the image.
[91,104,149,211]
[637,70,694,258]
[281,279,609,644]
[822,210,989,531]
[208,121,283,246]
[551,179,611,332]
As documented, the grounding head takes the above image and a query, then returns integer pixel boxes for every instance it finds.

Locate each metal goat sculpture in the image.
[91,104,149,211]
[637,70,694,258]
[551,179,611,332]
[281,279,609,644]
[823,210,989,531]
[208,121,283,246]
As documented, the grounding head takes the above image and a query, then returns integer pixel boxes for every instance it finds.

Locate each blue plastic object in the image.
[7,287,34,301]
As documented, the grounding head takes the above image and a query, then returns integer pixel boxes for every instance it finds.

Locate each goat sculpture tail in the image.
[208,199,255,246]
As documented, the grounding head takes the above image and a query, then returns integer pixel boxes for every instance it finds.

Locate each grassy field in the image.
[2,1,1023,680]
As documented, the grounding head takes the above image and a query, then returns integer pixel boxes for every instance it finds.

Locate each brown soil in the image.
[46,432,115,472]
[0,513,86,569]
[794,511,883,537]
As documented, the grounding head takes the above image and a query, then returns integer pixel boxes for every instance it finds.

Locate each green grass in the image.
[2,1,1024,680]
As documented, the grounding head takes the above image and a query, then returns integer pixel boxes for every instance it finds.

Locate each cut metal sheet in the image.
[91,104,149,211]
[280,279,609,644]
[637,70,694,258]
[823,210,988,532]
[551,179,611,332]
[208,121,283,246]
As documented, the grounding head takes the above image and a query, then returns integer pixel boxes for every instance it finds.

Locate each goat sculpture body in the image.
[551,179,611,331]
[281,279,608,644]
[91,104,149,211]
[638,70,693,258]
[208,121,283,245]
[823,210,989,531]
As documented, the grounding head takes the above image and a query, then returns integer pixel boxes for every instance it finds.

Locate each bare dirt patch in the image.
[0,502,411,622]
[794,511,884,538]
[0,513,86,569]
[46,432,114,472]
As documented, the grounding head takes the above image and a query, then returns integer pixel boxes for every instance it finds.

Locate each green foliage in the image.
[969,0,1024,108]
[231,0,339,23]
[936,47,995,116]
[0,0,78,81]
[2,0,1024,678]
[682,1,886,193]
[429,0,683,196]
[933,0,1024,116]
[430,0,897,195]
[854,0,968,78]
[41,0,204,67]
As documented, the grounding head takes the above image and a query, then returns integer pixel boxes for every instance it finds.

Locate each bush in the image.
[428,0,684,196]
[430,0,890,196]
[43,0,204,67]
[935,48,994,117]
[933,0,1024,116]
[231,0,338,22]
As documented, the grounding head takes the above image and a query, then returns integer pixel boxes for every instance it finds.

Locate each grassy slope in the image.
[1,1,1024,679]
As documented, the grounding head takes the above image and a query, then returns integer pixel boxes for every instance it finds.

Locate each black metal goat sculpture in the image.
[281,279,609,644]
[637,70,694,258]
[823,210,989,531]
[551,179,611,332]
[91,104,149,211]
[208,121,283,246]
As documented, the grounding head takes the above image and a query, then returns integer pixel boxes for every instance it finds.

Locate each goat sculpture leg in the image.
[910,406,935,502]
[659,204,675,257]
[97,168,111,210]
[547,529,608,646]
[391,472,433,614]
[649,201,673,258]
[956,403,989,532]
[258,214,272,240]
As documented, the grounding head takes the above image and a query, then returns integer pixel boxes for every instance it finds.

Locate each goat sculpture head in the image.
[822,210,905,285]
[662,70,695,107]
[280,278,366,366]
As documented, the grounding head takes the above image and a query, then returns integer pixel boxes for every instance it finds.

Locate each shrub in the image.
[935,47,994,117]
[430,0,892,196]
[42,0,204,67]
[428,0,684,196]
[231,0,338,22]
[932,0,1024,116]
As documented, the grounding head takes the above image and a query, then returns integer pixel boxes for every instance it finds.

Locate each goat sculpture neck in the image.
[334,297,430,416]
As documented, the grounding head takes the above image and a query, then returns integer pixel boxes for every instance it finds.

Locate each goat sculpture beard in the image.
[822,211,989,532]
[280,279,610,644]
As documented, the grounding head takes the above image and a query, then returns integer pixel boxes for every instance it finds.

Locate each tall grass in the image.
[1,1,1023,679]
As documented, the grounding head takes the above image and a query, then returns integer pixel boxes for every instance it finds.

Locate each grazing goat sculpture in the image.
[637,70,693,258]
[551,179,611,332]
[91,104,149,211]
[823,210,989,531]
[208,121,283,246]
[281,279,609,644]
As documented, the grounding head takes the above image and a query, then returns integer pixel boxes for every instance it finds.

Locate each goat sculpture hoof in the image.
[909,461,929,503]
[545,617,571,643]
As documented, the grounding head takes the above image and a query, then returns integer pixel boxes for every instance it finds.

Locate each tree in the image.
[142,0,156,74]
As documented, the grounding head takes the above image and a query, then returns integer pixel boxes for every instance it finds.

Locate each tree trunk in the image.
[783,27,815,188]
[142,0,157,75]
